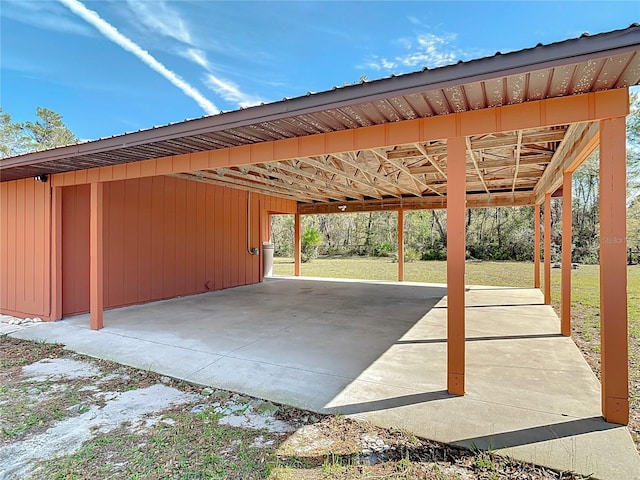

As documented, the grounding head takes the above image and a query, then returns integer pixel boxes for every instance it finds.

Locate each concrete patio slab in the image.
[10,276,639,480]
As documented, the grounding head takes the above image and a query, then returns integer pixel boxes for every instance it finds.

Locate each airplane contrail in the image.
[58,0,219,115]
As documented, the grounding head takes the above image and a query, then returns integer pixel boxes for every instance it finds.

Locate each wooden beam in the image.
[299,155,398,198]
[431,179,539,194]
[244,163,348,202]
[544,193,552,305]
[90,182,104,331]
[534,122,599,203]
[372,149,442,196]
[561,171,572,336]
[512,130,523,192]
[414,143,447,177]
[599,116,629,425]
[369,151,422,196]
[534,203,541,289]
[398,210,404,282]
[328,153,404,198]
[271,160,367,200]
[294,213,301,276]
[170,172,305,202]
[447,136,466,396]
[409,154,551,175]
[298,191,534,214]
[391,129,567,161]
[50,186,63,321]
[215,167,329,203]
[465,137,490,194]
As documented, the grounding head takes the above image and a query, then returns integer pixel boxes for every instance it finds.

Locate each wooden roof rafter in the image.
[512,130,524,192]
[209,168,324,203]
[299,155,399,199]
[271,160,368,201]
[170,172,305,203]
[371,148,442,197]
[465,137,491,195]
[331,152,407,198]
[232,163,349,203]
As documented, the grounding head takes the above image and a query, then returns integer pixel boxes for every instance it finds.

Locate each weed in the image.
[396,451,412,472]
[475,451,498,470]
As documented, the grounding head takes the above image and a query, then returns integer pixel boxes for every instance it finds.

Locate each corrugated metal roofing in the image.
[1,24,639,183]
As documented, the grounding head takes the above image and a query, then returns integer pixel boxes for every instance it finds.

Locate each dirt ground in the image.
[0,335,588,480]
[567,305,640,449]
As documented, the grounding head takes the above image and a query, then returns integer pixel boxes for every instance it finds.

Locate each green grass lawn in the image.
[273,256,640,446]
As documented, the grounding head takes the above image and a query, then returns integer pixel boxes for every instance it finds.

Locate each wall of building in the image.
[0,178,51,319]
[60,176,296,316]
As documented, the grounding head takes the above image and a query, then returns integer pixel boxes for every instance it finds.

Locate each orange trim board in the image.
[51,90,629,188]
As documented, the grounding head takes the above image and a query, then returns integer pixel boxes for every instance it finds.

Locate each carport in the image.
[1,24,639,462]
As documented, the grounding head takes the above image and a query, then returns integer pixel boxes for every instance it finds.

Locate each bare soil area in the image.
[0,335,588,480]
[568,304,640,448]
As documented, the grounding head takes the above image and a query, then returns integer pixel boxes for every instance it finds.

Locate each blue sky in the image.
[1,1,638,141]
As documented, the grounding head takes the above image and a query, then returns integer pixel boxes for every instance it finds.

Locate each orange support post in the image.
[50,186,63,321]
[446,137,466,396]
[543,193,551,305]
[561,172,572,336]
[90,182,104,330]
[599,117,629,425]
[398,210,404,282]
[294,213,301,276]
[534,203,541,289]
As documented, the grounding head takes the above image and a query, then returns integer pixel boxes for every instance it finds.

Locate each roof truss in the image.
[175,123,577,209]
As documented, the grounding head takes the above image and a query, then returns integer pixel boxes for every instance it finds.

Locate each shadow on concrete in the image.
[433,303,546,309]
[327,390,452,415]
[396,333,563,345]
[454,416,618,450]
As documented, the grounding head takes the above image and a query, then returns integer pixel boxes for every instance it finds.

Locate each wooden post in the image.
[50,186,63,321]
[398,210,404,282]
[543,193,552,305]
[294,213,301,276]
[534,204,541,289]
[446,137,466,396]
[90,182,104,330]
[599,117,628,425]
[561,172,572,336]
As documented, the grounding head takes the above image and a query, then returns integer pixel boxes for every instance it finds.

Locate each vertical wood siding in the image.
[60,176,296,314]
[61,185,90,315]
[1,175,296,319]
[0,179,51,319]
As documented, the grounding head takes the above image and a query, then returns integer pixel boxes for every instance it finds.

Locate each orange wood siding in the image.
[1,175,296,319]
[59,176,295,314]
[62,185,90,316]
[0,179,51,319]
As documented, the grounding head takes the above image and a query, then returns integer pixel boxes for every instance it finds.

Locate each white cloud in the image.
[57,0,219,115]
[360,32,465,73]
[401,33,458,67]
[124,0,192,44]
[123,0,263,110]
[204,74,263,109]
[182,48,211,70]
